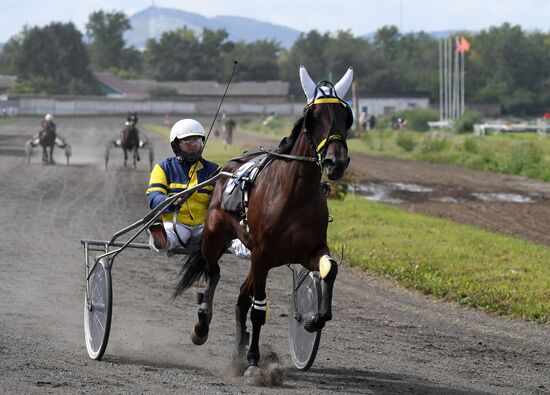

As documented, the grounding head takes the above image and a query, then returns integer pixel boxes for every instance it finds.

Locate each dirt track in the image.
[1,117,549,394]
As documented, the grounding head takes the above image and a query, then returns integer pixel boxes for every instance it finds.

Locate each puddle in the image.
[350,182,539,205]
[471,193,536,203]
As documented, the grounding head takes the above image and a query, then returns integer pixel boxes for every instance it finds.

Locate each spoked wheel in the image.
[25,141,33,164]
[104,146,110,170]
[64,144,72,166]
[148,147,154,171]
[84,257,112,360]
[288,266,322,370]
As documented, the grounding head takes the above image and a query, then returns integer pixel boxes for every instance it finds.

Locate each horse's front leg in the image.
[123,148,128,168]
[305,252,338,332]
[49,146,55,165]
[233,280,252,361]
[132,147,138,168]
[42,147,48,164]
[245,264,268,375]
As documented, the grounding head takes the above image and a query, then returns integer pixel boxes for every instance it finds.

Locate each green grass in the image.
[356,129,550,181]
[328,195,550,324]
[0,117,18,126]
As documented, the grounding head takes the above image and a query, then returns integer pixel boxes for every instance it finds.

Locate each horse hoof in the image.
[244,365,259,378]
[191,326,208,345]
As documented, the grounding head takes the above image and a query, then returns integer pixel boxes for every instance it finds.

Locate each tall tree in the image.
[224,40,280,81]
[13,22,95,94]
[279,30,330,96]
[86,10,131,70]
[144,28,200,81]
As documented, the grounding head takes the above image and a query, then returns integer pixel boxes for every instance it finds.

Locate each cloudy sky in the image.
[2,0,550,42]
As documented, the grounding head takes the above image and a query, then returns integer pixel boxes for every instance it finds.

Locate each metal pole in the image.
[439,39,445,122]
[461,50,465,115]
[447,38,453,121]
[443,38,448,122]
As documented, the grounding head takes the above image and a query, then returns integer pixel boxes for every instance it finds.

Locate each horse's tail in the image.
[173,249,207,299]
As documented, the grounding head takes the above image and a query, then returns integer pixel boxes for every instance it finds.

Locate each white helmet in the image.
[45,113,54,122]
[169,119,205,143]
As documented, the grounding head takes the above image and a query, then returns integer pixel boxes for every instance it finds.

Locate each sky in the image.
[2,0,550,42]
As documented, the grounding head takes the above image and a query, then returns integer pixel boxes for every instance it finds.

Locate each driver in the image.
[146,118,250,258]
[42,113,57,135]
[29,113,65,148]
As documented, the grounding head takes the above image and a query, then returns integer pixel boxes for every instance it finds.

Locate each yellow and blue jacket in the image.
[146,157,219,226]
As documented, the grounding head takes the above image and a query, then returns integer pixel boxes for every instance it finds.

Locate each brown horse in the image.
[39,125,56,165]
[33,120,68,165]
[118,112,141,168]
[174,66,353,375]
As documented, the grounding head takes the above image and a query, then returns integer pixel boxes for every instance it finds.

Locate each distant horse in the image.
[173,66,354,375]
[115,112,141,168]
[26,120,69,165]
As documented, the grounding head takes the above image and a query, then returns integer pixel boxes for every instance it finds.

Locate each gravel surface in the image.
[1,117,549,394]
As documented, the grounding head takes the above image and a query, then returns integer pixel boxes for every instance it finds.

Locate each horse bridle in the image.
[302,81,351,167]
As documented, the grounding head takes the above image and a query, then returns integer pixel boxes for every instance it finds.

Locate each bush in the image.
[421,133,448,153]
[149,86,179,97]
[463,136,479,153]
[396,132,416,152]
[454,110,483,133]
[396,108,439,132]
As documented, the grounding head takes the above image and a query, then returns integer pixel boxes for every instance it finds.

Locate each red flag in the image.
[457,37,471,52]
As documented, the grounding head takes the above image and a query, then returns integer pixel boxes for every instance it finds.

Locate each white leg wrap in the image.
[251,297,267,311]
[319,254,333,279]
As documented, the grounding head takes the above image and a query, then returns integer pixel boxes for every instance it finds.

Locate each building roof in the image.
[93,72,148,98]
[127,79,289,97]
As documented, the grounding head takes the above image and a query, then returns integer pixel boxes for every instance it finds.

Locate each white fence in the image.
[9,96,305,117]
[474,120,550,136]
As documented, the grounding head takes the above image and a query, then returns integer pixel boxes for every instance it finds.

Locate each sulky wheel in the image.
[25,141,33,164]
[84,257,112,360]
[148,146,154,171]
[288,266,322,370]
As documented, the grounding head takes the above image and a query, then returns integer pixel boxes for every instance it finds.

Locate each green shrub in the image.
[463,136,479,153]
[149,86,179,97]
[421,133,448,153]
[396,108,439,131]
[396,132,416,152]
[454,110,483,133]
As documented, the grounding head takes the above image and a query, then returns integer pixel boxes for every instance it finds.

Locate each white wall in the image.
[357,97,430,116]
[14,97,304,117]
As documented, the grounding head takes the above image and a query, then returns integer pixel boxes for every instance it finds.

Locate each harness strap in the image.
[316,134,345,153]
[260,147,317,163]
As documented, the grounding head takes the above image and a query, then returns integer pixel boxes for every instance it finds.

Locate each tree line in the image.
[1,10,550,115]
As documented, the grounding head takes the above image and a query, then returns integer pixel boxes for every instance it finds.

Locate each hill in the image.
[125,6,302,49]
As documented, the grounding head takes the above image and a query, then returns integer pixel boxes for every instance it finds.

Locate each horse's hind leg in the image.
[190,230,225,345]
[123,148,128,168]
[191,266,219,345]
[305,252,338,332]
[233,279,252,361]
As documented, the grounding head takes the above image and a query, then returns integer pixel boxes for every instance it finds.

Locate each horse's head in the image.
[126,112,138,128]
[300,66,353,180]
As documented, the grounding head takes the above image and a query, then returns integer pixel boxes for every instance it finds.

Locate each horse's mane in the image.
[275,117,304,154]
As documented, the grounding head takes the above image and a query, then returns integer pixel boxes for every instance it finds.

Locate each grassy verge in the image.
[328,195,550,324]
[0,117,18,127]
[355,129,550,182]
